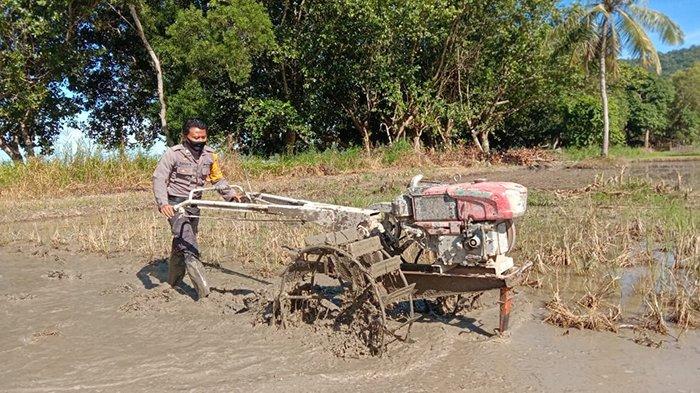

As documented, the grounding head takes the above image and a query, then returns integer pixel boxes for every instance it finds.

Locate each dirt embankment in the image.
[1,159,698,392]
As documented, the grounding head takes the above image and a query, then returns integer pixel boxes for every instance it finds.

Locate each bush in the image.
[561,93,627,147]
[242,98,312,156]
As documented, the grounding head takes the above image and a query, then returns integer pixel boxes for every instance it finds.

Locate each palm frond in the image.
[605,17,622,75]
[548,3,607,73]
[618,9,660,73]
[627,4,684,46]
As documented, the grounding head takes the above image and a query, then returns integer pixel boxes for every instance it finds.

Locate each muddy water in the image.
[1,248,699,392]
[2,159,698,392]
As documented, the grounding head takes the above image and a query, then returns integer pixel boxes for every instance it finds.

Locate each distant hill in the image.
[659,45,700,75]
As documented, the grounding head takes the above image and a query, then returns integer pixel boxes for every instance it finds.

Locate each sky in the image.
[642,0,700,52]
[559,0,700,54]
[2,0,699,162]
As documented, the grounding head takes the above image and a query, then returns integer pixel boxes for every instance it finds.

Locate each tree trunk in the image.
[19,110,35,158]
[441,118,454,147]
[343,104,372,153]
[361,126,371,153]
[480,131,490,155]
[470,130,483,152]
[0,137,24,162]
[2,145,23,162]
[598,17,610,157]
[225,133,235,154]
[644,129,650,149]
[284,130,297,155]
[129,5,169,145]
[412,130,423,152]
[394,114,414,142]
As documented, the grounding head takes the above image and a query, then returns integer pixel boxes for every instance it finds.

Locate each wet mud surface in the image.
[1,248,699,392]
[1,160,699,392]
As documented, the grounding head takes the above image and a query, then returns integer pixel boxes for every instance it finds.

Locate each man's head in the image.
[182,119,208,146]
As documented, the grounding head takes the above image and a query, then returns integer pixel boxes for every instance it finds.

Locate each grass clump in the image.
[0,147,156,199]
[0,142,421,199]
[562,145,700,161]
[544,277,622,332]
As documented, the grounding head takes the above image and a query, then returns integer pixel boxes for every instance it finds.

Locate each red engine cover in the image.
[421,181,527,221]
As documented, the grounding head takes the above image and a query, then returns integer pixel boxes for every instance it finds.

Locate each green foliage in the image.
[166,79,212,138]
[162,1,276,84]
[0,0,89,161]
[668,62,700,144]
[70,2,160,149]
[553,0,684,155]
[659,45,700,75]
[294,0,559,153]
[615,64,675,145]
[159,0,276,143]
[242,98,311,155]
[381,140,413,165]
[1,0,694,162]
[561,93,627,147]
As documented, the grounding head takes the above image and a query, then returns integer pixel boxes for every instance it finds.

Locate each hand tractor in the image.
[174,174,531,354]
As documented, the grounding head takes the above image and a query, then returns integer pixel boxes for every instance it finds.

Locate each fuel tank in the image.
[415,181,527,222]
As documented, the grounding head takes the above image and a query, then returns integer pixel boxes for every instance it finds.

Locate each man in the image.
[152,119,239,299]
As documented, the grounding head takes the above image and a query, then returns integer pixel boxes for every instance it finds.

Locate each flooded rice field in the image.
[1,159,698,392]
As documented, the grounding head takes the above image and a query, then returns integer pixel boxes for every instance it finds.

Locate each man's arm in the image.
[207,153,240,201]
[152,149,175,216]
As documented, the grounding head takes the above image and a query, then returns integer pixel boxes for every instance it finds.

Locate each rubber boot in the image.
[184,254,210,299]
[167,251,186,287]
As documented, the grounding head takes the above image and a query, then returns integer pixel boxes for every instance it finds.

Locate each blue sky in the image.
[559,0,700,53]
[644,0,700,52]
[2,0,698,162]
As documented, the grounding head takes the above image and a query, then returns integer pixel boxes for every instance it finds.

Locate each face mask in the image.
[187,139,206,152]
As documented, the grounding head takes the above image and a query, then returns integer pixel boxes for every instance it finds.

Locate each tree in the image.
[667,62,700,144]
[72,1,169,149]
[128,3,168,145]
[616,63,674,148]
[159,0,276,143]
[289,0,557,154]
[242,98,310,155]
[434,0,557,154]
[557,0,683,156]
[295,0,459,152]
[560,91,628,147]
[0,0,93,162]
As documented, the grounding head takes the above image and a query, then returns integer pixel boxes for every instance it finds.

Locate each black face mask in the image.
[186,139,206,152]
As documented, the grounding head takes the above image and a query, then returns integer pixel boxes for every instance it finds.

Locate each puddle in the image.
[555,241,695,320]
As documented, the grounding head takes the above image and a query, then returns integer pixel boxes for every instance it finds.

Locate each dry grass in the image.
[668,288,699,331]
[0,145,557,199]
[519,168,698,336]
[643,293,671,335]
[544,277,622,332]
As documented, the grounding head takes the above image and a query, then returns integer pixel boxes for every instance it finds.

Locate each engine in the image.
[386,175,527,275]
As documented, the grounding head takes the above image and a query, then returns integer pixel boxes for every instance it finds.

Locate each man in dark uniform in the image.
[152,119,239,299]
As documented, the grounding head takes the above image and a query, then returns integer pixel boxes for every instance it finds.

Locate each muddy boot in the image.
[167,252,186,287]
[184,254,210,299]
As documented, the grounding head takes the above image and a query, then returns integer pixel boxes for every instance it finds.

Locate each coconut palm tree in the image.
[558,0,683,156]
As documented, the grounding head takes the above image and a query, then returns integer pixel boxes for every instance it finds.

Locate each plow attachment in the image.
[271,228,531,355]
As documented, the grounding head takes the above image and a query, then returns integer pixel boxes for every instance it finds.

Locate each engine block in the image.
[387,176,527,274]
